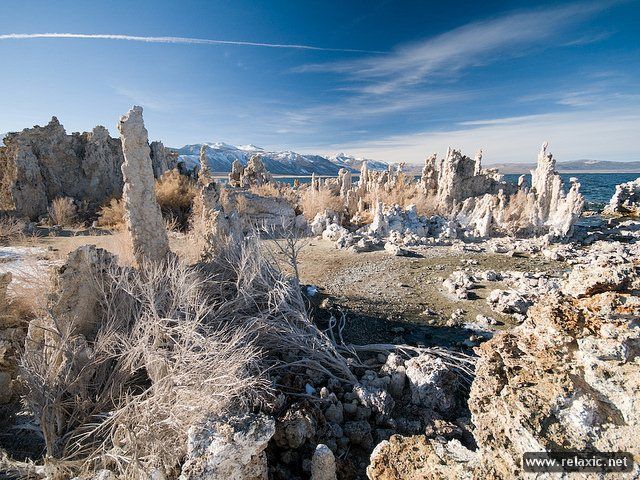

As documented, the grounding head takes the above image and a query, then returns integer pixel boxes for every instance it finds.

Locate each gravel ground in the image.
[293,239,566,348]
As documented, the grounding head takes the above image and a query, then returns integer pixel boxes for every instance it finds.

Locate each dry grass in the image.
[94,231,136,267]
[368,182,440,217]
[48,197,77,227]
[3,260,53,322]
[249,183,298,206]
[96,198,125,229]
[299,187,344,220]
[11,230,354,478]
[0,216,27,245]
[18,255,268,479]
[155,170,198,231]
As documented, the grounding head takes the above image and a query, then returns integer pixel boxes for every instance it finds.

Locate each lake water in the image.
[504,173,639,209]
[273,172,640,211]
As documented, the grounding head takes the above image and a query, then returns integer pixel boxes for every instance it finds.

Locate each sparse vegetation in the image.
[97,197,125,229]
[18,254,268,479]
[47,197,77,227]
[367,180,441,217]
[0,216,26,244]
[299,187,344,220]
[155,170,198,230]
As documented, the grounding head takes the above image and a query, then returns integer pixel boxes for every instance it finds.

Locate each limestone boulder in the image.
[179,413,275,480]
[367,435,477,480]
[404,354,459,414]
[604,177,640,217]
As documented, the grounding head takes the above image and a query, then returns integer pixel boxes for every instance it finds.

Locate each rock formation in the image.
[179,413,275,480]
[149,140,177,179]
[420,153,438,195]
[0,118,124,219]
[241,155,273,187]
[0,117,175,220]
[367,435,476,480]
[228,159,244,187]
[604,176,640,216]
[367,252,640,479]
[529,142,584,236]
[436,148,507,211]
[197,145,215,185]
[118,106,171,264]
[337,168,352,197]
[226,155,273,189]
[310,443,337,480]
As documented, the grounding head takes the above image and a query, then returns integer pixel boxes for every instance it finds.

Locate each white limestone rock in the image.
[604,176,640,217]
[311,444,337,480]
[405,354,459,414]
[118,106,170,264]
[179,413,275,480]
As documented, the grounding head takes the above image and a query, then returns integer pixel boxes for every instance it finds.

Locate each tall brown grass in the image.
[367,183,440,217]
[155,170,198,231]
[96,198,125,229]
[249,183,298,206]
[299,187,344,220]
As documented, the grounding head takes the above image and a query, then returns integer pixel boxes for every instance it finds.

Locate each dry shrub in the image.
[411,193,440,217]
[367,182,441,217]
[155,170,198,231]
[3,259,53,321]
[48,197,77,227]
[249,183,281,198]
[19,255,268,479]
[299,187,344,220]
[97,198,125,229]
[12,228,355,479]
[0,216,26,244]
[249,183,298,206]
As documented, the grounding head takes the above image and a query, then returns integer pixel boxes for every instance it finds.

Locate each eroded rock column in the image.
[118,106,170,264]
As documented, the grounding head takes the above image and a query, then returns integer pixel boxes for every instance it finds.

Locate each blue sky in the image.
[1,0,639,164]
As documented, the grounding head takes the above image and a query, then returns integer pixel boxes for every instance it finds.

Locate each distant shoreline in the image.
[209,171,640,178]
[498,170,640,175]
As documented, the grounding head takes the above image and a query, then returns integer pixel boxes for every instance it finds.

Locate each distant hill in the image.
[172,143,389,176]
[487,159,640,174]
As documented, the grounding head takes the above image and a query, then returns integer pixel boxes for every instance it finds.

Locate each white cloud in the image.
[322,106,640,164]
[0,33,381,53]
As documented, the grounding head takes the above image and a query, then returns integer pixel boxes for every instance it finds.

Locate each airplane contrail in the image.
[0,33,384,53]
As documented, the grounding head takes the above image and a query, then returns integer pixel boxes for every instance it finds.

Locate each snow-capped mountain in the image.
[328,152,389,172]
[172,143,388,175]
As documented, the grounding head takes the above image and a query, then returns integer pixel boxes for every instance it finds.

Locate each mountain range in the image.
[172,143,640,176]
[172,142,388,176]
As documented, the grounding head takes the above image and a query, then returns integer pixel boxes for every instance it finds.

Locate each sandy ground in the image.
[1,230,565,349]
[293,238,565,346]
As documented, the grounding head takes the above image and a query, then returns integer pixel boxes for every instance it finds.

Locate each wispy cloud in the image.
[295,1,614,94]
[328,105,640,164]
[0,32,383,53]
